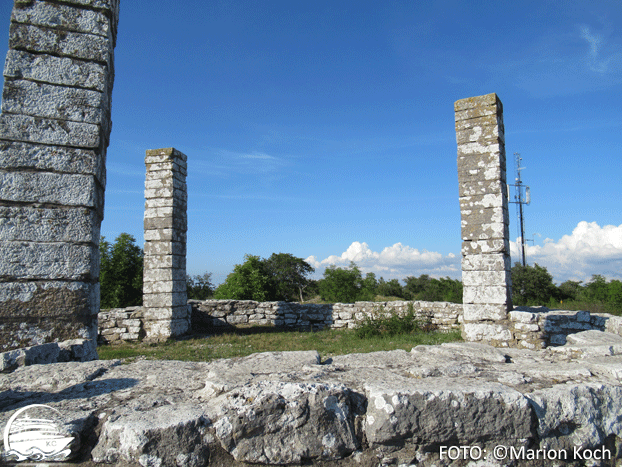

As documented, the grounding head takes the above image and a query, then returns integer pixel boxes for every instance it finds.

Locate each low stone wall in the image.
[98,301,622,349]
[98,306,144,344]
[506,306,622,350]
[189,299,463,333]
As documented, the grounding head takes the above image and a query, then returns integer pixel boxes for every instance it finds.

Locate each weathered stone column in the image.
[143,148,189,341]
[0,0,119,351]
[455,93,513,346]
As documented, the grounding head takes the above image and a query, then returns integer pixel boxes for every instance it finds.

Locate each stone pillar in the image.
[0,0,119,351]
[455,93,513,347]
[143,148,189,341]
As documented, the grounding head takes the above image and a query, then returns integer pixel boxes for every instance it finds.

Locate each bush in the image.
[355,304,425,338]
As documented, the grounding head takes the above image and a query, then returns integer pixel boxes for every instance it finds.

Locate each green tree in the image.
[403,274,431,299]
[263,253,315,302]
[214,255,272,301]
[319,262,363,303]
[186,272,214,300]
[358,272,378,301]
[558,280,583,301]
[511,262,558,306]
[99,233,143,308]
[583,274,609,303]
[377,277,405,298]
[607,280,622,307]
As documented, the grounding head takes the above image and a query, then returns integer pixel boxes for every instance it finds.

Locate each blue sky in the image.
[1,1,621,285]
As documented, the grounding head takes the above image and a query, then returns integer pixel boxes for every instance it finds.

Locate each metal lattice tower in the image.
[509,153,531,266]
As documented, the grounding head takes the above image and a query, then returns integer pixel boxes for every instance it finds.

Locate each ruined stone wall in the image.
[97,300,463,343]
[0,0,119,351]
[455,93,513,346]
[142,148,189,341]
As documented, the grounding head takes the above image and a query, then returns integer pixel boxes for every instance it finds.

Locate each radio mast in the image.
[508,153,531,266]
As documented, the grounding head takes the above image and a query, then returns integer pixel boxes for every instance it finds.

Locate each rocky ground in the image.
[1,330,622,467]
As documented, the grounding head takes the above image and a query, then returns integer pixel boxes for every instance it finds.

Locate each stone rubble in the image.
[1,330,621,466]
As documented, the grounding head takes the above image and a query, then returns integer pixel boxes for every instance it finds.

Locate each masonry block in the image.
[456,93,513,347]
[143,148,188,341]
[0,0,118,352]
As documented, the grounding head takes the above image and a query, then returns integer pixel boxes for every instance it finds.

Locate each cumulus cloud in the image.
[306,241,460,280]
[511,221,622,283]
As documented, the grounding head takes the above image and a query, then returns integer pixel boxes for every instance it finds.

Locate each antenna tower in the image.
[508,153,531,266]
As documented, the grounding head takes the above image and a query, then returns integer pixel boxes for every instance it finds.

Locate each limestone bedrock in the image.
[1,330,621,466]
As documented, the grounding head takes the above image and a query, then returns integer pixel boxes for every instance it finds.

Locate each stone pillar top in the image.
[146,147,187,161]
[454,93,502,112]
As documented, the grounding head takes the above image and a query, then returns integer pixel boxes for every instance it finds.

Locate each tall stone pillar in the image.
[143,148,189,341]
[0,0,119,351]
[455,93,513,347]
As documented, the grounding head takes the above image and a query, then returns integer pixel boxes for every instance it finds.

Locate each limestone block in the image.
[462,270,510,287]
[2,79,106,125]
[463,285,511,305]
[460,193,506,211]
[0,242,98,280]
[455,112,503,131]
[457,163,505,183]
[0,141,105,185]
[143,280,186,294]
[12,1,114,39]
[144,240,185,256]
[144,206,175,219]
[454,93,502,112]
[458,178,506,197]
[526,383,622,451]
[0,171,99,207]
[143,228,186,243]
[146,147,187,162]
[143,305,189,320]
[0,206,99,243]
[0,113,100,148]
[457,140,503,159]
[365,379,529,448]
[455,124,504,145]
[4,50,107,91]
[144,186,173,198]
[143,292,187,308]
[463,304,508,321]
[462,238,510,255]
[462,322,512,343]
[9,23,112,64]
[143,255,185,272]
[144,318,189,339]
[144,197,185,209]
[509,310,539,323]
[461,220,509,241]
[144,216,186,231]
[142,267,186,283]
[462,253,510,272]
[227,314,249,324]
[0,281,98,350]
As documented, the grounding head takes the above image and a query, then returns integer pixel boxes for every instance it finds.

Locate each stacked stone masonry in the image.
[98,301,622,351]
[0,0,119,351]
[455,93,513,347]
[142,147,190,341]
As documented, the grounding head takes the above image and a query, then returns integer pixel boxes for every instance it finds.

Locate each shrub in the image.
[355,303,426,338]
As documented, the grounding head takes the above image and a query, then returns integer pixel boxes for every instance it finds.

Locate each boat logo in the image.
[2,404,75,462]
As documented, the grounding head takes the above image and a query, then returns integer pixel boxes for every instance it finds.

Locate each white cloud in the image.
[511,221,622,283]
[306,241,460,280]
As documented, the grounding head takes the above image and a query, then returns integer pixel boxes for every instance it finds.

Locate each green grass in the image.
[544,298,622,316]
[98,326,462,363]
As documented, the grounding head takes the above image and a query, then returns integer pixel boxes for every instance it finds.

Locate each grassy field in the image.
[98,326,462,363]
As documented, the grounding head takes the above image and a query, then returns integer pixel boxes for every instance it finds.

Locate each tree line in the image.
[99,233,622,316]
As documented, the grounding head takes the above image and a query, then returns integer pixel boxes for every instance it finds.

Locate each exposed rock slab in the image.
[1,331,621,466]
